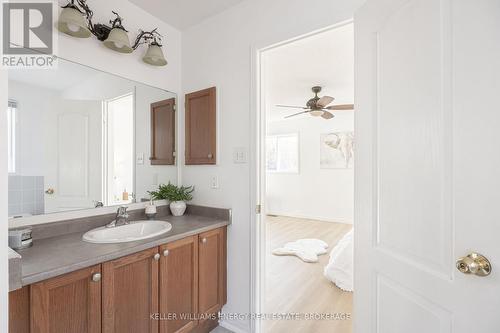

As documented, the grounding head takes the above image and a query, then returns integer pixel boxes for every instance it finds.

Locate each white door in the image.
[354,0,500,332]
[44,100,102,212]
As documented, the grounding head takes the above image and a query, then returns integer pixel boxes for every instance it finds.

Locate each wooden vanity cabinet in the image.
[159,236,199,333]
[8,227,227,333]
[30,264,102,333]
[102,247,159,333]
[185,87,216,165]
[9,286,30,333]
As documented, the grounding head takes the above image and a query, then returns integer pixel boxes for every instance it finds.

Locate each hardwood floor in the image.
[264,215,353,333]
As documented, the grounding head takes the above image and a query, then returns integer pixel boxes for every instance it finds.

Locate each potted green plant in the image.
[148,182,194,216]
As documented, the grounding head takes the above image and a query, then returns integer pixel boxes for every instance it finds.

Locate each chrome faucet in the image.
[105,206,129,228]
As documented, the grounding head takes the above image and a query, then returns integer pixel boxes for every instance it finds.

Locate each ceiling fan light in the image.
[57,7,91,38]
[310,110,324,117]
[103,28,133,53]
[143,44,167,66]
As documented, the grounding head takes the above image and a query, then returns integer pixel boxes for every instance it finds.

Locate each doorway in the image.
[102,92,135,206]
[254,21,355,333]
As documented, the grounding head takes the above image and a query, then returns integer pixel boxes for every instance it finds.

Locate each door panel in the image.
[102,248,159,333]
[355,0,500,332]
[31,265,101,333]
[375,0,452,276]
[159,236,198,333]
[198,227,226,316]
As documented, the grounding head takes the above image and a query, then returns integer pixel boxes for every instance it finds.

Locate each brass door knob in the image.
[456,252,491,276]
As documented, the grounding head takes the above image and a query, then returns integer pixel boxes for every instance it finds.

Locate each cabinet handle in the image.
[153,253,160,261]
[201,237,207,244]
[91,273,101,282]
[163,249,169,257]
[207,153,213,159]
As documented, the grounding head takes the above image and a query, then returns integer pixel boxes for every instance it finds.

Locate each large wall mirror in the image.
[7,57,177,220]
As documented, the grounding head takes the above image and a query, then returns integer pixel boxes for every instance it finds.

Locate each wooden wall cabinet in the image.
[159,236,199,333]
[185,87,216,165]
[151,98,176,165]
[30,265,102,333]
[102,247,159,333]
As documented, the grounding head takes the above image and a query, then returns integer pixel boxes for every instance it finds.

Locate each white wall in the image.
[1,3,9,329]
[266,115,354,223]
[181,0,364,331]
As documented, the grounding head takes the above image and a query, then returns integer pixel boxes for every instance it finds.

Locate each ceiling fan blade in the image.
[325,104,354,110]
[321,111,334,119]
[317,96,334,107]
[276,104,308,109]
[284,110,311,119]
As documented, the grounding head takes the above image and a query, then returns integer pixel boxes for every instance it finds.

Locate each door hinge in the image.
[173,104,177,111]
[255,204,261,214]
[172,151,176,157]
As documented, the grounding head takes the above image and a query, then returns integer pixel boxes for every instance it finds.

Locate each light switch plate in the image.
[233,147,247,164]
[137,153,144,165]
[211,176,219,189]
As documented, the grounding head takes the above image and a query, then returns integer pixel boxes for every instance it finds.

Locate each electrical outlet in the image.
[233,147,247,164]
[211,176,219,189]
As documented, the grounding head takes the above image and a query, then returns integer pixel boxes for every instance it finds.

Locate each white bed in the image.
[324,229,353,292]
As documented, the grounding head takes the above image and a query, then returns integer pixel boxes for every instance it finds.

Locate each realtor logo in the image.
[2,1,57,68]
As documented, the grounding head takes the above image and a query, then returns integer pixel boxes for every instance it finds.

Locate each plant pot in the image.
[169,201,187,216]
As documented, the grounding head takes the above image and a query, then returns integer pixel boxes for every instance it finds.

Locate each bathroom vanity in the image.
[9,206,229,333]
[7,52,228,333]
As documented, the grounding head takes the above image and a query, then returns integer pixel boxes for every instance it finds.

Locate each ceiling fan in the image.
[276,86,354,120]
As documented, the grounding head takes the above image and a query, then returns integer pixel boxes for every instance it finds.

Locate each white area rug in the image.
[324,229,353,292]
[272,239,328,263]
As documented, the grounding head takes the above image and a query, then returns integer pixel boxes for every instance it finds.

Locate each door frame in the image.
[249,19,354,333]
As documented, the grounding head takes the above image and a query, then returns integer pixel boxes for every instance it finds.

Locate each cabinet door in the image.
[185,87,216,165]
[150,98,176,165]
[31,265,102,333]
[102,248,159,333]
[159,236,198,333]
[198,227,226,316]
[9,286,30,333]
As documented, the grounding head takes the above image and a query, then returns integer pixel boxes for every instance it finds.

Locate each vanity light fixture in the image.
[102,13,133,53]
[57,0,167,66]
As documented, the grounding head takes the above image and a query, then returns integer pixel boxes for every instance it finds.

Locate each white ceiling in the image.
[129,0,246,30]
[264,23,354,122]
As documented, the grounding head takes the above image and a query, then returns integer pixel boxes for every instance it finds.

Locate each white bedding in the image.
[324,229,353,292]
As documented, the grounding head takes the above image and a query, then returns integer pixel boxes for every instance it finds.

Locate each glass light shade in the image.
[143,44,167,66]
[57,7,91,38]
[103,28,133,53]
[310,110,324,117]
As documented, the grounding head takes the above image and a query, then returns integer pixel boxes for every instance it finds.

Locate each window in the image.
[7,100,17,173]
[266,133,299,173]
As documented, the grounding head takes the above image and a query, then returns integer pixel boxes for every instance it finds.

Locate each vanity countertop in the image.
[15,213,230,287]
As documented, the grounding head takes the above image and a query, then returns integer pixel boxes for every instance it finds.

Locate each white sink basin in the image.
[82,220,172,244]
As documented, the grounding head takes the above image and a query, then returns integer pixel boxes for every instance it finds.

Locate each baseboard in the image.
[265,211,353,224]
[219,320,250,333]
